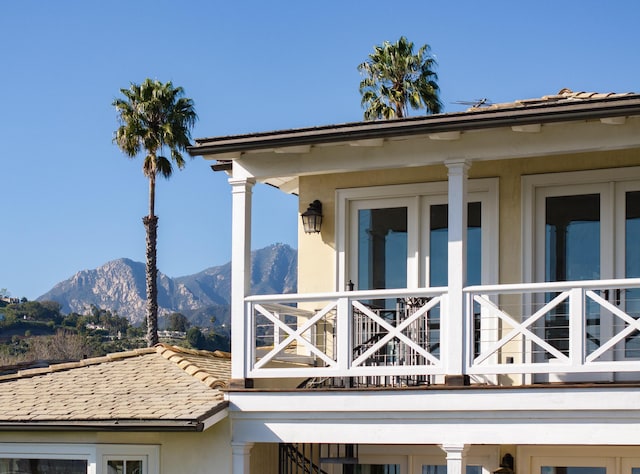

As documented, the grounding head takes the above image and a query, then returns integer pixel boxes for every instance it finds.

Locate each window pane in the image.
[107,459,143,474]
[108,460,124,474]
[126,460,142,474]
[544,194,601,356]
[423,465,447,474]
[429,202,482,287]
[0,458,87,473]
[358,207,407,291]
[422,465,482,474]
[355,465,400,474]
[541,467,606,474]
[625,190,640,357]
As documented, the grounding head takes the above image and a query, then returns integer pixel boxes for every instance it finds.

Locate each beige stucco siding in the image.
[0,417,232,474]
[297,148,640,294]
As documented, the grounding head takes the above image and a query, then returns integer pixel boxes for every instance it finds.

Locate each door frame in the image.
[336,178,499,292]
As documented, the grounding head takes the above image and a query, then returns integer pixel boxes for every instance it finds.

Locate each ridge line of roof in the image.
[155,343,229,389]
[0,347,157,382]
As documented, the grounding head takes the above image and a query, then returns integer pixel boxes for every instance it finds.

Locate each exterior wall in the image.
[0,417,232,474]
[297,148,640,294]
[250,443,278,474]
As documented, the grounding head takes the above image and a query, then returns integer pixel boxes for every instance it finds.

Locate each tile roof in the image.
[0,344,231,431]
[465,88,636,112]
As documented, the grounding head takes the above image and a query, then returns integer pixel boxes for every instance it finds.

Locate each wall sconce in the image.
[301,200,323,234]
[493,454,514,474]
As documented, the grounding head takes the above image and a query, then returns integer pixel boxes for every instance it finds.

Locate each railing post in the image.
[229,177,255,388]
[445,159,470,385]
[569,287,584,368]
[336,296,351,374]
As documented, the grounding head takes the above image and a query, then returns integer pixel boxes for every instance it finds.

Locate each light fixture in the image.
[301,200,323,234]
[493,454,514,474]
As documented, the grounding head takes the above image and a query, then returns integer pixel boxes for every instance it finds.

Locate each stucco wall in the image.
[0,417,232,474]
[297,148,640,293]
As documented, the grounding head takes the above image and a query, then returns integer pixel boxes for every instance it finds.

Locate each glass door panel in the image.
[624,190,640,358]
[358,207,408,292]
[429,202,482,287]
[428,201,482,356]
[541,468,606,474]
[544,193,601,356]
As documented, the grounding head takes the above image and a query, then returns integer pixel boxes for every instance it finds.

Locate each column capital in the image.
[440,443,469,457]
[445,159,470,175]
[228,177,256,188]
[231,442,255,454]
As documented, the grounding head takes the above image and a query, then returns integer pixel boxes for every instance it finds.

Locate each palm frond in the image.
[358,36,442,120]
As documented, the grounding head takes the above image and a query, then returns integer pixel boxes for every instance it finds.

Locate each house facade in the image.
[0,344,233,474]
[189,89,640,474]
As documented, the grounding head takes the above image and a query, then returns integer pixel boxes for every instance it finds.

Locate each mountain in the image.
[37,243,297,326]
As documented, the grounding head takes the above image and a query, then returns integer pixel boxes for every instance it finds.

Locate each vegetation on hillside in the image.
[0,299,229,368]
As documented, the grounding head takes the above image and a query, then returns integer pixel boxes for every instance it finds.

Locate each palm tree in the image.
[113,79,197,346]
[358,36,442,120]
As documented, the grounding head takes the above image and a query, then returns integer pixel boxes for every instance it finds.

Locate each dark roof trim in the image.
[188,95,640,157]
[0,402,229,433]
[0,419,205,432]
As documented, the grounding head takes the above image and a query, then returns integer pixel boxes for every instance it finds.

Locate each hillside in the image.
[37,243,297,326]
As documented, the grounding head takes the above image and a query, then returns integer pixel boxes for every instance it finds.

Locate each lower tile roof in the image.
[0,344,231,431]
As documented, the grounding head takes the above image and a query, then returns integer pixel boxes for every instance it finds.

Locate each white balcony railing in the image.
[244,279,640,385]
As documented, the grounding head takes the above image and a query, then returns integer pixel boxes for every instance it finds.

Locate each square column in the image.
[441,444,469,474]
[229,177,255,387]
[445,160,470,384]
[232,442,254,474]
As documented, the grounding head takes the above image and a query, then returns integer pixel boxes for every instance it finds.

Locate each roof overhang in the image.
[189,94,640,194]
[189,95,640,157]
[0,402,229,433]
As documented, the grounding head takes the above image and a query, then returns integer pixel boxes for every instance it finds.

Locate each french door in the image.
[532,172,640,375]
[345,183,496,293]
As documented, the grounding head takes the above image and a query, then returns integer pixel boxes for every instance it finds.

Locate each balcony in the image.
[244,278,640,386]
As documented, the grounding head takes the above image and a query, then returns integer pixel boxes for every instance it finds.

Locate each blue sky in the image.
[1,0,639,300]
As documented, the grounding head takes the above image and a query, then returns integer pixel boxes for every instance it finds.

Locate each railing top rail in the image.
[245,286,448,303]
[464,278,640,294]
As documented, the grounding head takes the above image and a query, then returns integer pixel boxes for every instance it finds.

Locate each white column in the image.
[441,444,468,474]
[445,160,470,383]
[232,442,254,474]
[229,177,255,385]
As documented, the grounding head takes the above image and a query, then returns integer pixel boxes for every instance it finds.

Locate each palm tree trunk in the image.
[143,214,159,346]
[144,174,159,347]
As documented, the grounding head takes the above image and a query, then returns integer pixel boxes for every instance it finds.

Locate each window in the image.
[0,444,158,474]
[0,458,88,473]
[337,179,498,292]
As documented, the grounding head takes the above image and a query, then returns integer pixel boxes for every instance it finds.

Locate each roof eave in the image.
[0,401,230,433]
[0,420,205,432]
[188,96,640,157]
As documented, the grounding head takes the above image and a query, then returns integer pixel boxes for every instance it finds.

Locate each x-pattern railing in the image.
[466,278,640,375]
[351,298,441,368]
[472,291,570,366]
[247,288,446,379]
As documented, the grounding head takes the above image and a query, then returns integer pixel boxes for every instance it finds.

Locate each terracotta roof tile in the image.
[0,344,231,428]
[467,88,636,112]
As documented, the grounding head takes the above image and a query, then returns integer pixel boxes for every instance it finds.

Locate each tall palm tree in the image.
[358,36,442,120]
[113,79,197,346]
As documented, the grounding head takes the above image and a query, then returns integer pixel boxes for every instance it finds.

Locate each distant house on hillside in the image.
[188,88,640,473]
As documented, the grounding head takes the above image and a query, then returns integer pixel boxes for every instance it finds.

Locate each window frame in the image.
[336,178,499,292]
[0,443,159,474]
